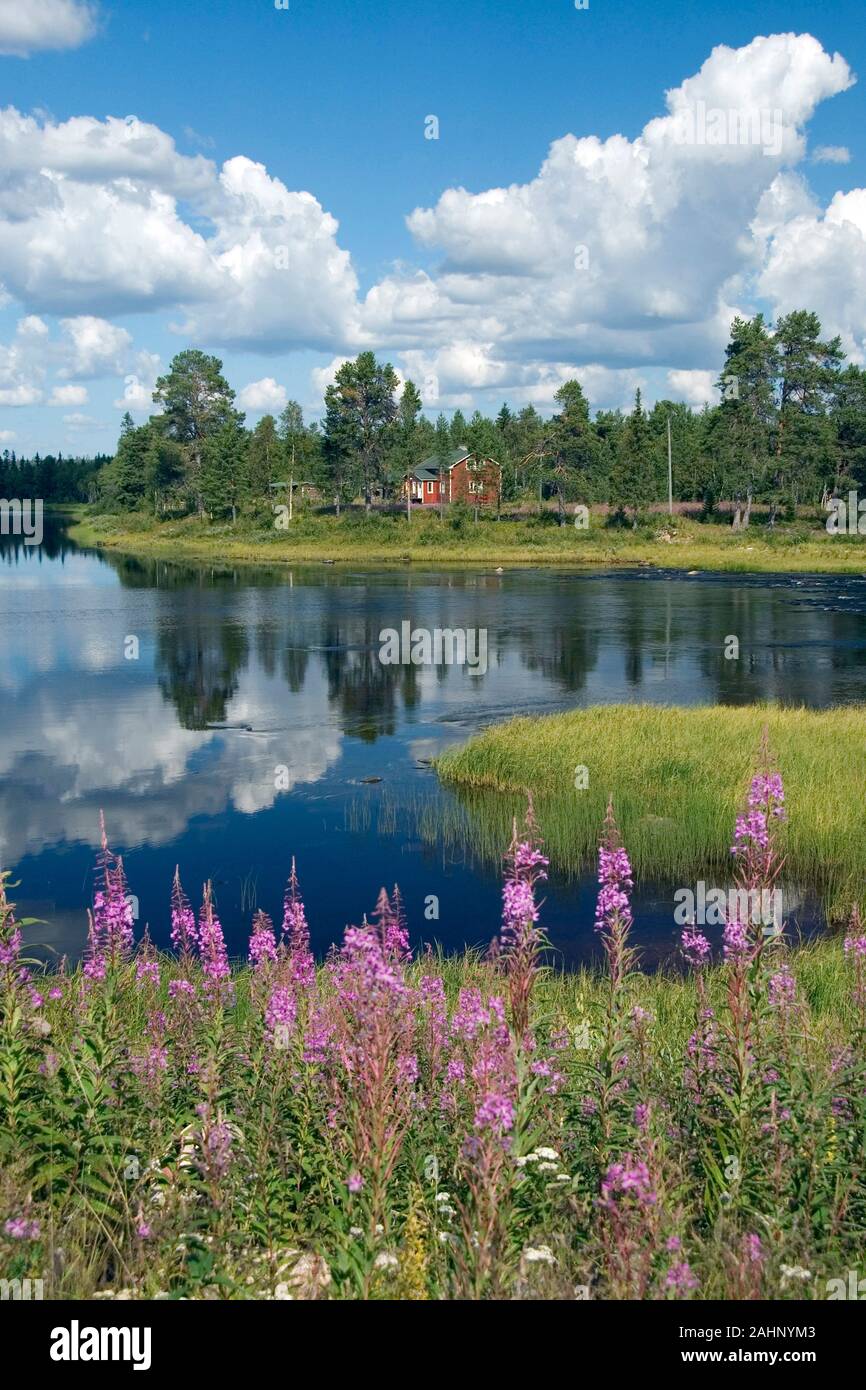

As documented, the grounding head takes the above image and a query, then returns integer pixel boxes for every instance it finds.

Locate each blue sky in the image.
[1,0,865,456]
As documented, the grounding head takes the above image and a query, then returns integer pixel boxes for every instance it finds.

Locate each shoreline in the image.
[67,510,866,576]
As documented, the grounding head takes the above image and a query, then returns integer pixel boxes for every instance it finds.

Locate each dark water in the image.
[2,521,866,969]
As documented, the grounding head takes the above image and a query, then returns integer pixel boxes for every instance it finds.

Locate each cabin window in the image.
[426,481,434,495]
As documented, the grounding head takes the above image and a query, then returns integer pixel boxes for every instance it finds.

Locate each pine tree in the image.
[715,314,777,528]
[152,350,238,514]
[610,389,656,524]
[322,353,399,512]
[435,413,451,519]
[545,380,599,522]
[200,420,250,521]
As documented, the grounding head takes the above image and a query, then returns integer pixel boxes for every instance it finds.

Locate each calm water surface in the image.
[3,524,866,968]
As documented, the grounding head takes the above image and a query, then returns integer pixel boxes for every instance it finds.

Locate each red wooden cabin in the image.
[404,447,501,506]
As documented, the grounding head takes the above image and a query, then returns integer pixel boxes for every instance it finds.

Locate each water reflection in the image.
[2,524,866,967]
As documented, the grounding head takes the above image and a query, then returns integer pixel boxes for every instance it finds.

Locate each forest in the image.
[4,310,866,526]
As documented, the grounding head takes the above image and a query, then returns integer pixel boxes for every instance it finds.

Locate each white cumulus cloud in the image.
[49,383,88,407]
[237,376,288,413]
[0,0,97,57]
[0,32,863,415]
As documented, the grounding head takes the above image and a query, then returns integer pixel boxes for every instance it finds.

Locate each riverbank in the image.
[68,508,866,574]
[437,702,866,919]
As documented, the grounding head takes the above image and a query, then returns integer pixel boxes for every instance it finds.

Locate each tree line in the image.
[0,450,108,505]
[7,309,866,525]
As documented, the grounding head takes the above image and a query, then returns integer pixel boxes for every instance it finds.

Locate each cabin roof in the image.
[409,447,499,481]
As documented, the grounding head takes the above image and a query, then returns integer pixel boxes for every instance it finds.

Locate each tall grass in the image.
[438,703,866,919]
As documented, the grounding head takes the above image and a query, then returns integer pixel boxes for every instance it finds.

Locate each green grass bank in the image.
[69,508,866,574]
[437,702,866,919]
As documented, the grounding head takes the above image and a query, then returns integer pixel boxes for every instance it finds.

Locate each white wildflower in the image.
[373,1251,399,1272]
[523,1245,557,1265]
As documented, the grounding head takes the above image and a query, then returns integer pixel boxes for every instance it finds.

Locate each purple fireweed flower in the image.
[0,872,21,985]
[281,856,309,950]
[264,983,297,1048]
[281,857,315,989]
[197,882,230,987]
[193,1103,235,1182]
[170,867,197,955]
[723,916,749,960]
[496,811,549,954]
[135,958,160,989]
[347,1172,364,1193]
[730,757,786,916]
[248,910,277,969]
[419,974,447,1070]
[85,816,135,974]
[372,885,411,960]
[451,987,492,1042]
[473,1090,515,1135]
[666,1261,698,1292]
[749,772,785,816]
[0,911,22,972]
[768,962,797,1009]
[302,1005,332,1065]
[743,1233,764,1264]
[396,1053,419,1086]
[600,1156,656,1209]
[391,884,411,959]
[681,927,711,968]
[82,922,107,982]
[0,930,22,968]
[594,805,633,935]
[844,935,866,958]
[502,878,538,939]
[490,802,549,1039]
[4,1216,40,1240]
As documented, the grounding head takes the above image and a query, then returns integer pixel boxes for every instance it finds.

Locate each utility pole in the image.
[667,415,673,516]
[288,440,294,522]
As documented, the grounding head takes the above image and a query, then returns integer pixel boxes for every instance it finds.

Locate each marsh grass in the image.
[437,702,866,919]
